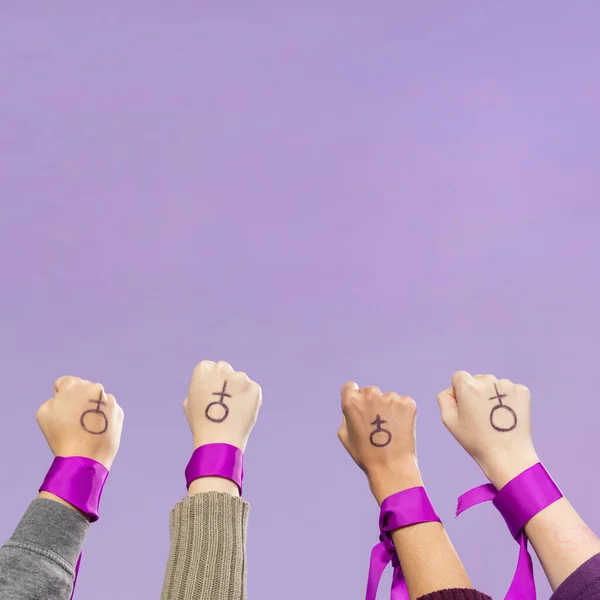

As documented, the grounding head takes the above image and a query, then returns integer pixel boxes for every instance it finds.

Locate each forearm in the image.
[525,499,600,590]
[161,488,249,600]
[486,457,600,591]
[0,498,89,600]
[391,523,473,599]
[370,465,473,600]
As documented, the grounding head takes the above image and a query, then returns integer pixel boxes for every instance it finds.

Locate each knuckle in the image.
[474,373,496,381]
[453,370,469,379]
[403,397,417,412]
[216,361,233,370]
[55,375,80,391]
[193,360,215,372]
[362,386,381,396]
[88,382,104,395]
[453,371,474,387]
[514,383,530,395]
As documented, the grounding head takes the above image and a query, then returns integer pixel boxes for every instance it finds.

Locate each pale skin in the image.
[439,371,600,591]
[36,376,124,521]
[338,383,473,600]
[183,360,262,498]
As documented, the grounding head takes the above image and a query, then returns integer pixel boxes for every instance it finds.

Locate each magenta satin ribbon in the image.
[185,443,244,495]
[366,486,441,600]
[456,463,563,600]
[39,456,109,599]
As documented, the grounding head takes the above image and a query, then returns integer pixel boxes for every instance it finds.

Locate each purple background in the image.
[1,3,600,599]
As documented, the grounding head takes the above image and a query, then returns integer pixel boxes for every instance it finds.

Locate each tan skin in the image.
[183,360,261,498]
[36,376,124,520]
[338,383,473,600]
[439,371,600,591]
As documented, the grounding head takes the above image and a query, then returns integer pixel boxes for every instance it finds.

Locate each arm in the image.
[0,375,123,600]
[160,360,261,600]
[370,464,478,599]
[438,371,600,596]
[0,499,88,600]
[487,459,600,591]
[337,383,491,600]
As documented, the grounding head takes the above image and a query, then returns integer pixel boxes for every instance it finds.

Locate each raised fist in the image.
[36,376,124,470]
[437,371,539,488]
[184,360,262,452]
[338,383,421,502]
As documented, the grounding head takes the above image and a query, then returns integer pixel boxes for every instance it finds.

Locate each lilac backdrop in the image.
[2,3,600,599]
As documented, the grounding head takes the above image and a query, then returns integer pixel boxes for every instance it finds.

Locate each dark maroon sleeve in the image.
[417,589,492,600]
[551,553,600,600]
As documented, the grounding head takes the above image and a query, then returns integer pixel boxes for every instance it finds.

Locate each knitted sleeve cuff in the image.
[417,588,492,600]
[550,552,600,600]
[161,491,250,600]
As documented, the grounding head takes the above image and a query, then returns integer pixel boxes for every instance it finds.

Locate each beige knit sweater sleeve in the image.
[161,492,250,600]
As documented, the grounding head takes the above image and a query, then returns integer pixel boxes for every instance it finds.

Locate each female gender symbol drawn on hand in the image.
[205,381,231,423]
[369,414,392,447]
[489,383,517,432]
[80,391,109,435]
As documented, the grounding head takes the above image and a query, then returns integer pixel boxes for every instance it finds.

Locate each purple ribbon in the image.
[366,486,442,600]
[456,463,563,600]
[39,456,109,600]
[185,443,244,495]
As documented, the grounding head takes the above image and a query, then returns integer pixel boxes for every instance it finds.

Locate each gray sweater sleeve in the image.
[0,499,89,600]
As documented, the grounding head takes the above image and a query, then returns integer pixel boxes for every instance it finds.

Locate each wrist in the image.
[188,476,240,497]
[53,450,113,471]
[480,451,541,490]
[193,438,245,453]
[368,458,423,506]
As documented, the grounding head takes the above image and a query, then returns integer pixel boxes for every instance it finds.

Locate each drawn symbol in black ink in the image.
[205,381,232,423]
[80,393,108,435]
[489,383,517,432]
[369,414,392,447]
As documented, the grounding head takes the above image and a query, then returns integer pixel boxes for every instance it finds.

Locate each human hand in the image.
[337,383,422,505]
[437,371,539,489]
[184,360,262,453]
[36,376,124,471]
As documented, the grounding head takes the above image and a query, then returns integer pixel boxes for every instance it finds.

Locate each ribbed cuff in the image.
[550,552,600,600]
[7,498,89,571]
[161,492,249,600]
[417,589,492,600]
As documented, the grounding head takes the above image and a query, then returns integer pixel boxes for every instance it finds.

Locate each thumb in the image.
[337,416,349,447]
[36,400,49,424]
[437,388,458,427]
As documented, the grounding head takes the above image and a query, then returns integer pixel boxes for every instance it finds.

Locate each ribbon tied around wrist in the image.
[185,443,244,495]
[366,486,441,600]
[456,463,563,600]
[39,456,109,600]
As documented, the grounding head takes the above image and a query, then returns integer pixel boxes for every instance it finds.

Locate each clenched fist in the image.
[36,376,124,470]
[338,383,422,504]
[437,371,539,489]
[184,360,262,452]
